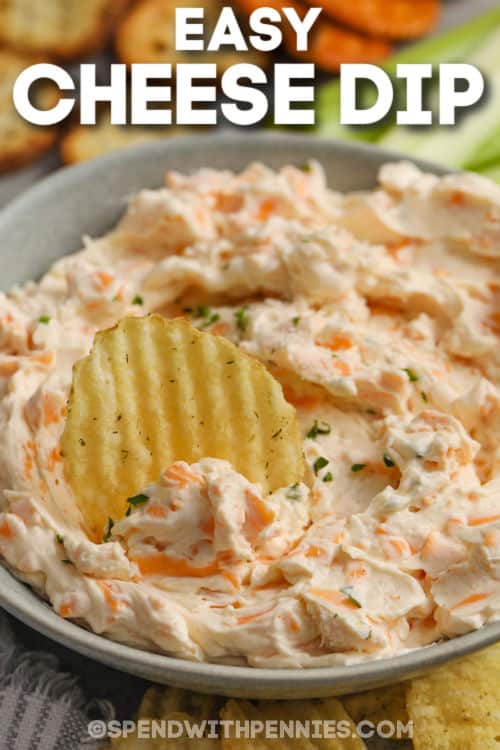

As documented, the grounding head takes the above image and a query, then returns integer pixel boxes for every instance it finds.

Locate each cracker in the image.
[116,0,268,72]
[316,0,440,41]
[235,0,391,72]
[0,0,132,59]
[0,48,58,173]
[61,117,186,165]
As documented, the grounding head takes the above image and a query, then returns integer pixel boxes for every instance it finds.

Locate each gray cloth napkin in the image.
[0,614,113,750]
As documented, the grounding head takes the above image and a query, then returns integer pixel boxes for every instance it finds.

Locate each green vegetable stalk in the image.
[380,22,500,169]
[315,7,500,147]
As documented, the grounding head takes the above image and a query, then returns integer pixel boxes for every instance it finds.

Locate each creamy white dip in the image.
[0,161,499,667]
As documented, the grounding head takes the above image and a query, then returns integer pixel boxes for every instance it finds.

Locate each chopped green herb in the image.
[127,493,149,507]
[79,438,86,447]
[286,483,301,500]
[300,161,313,172]
[307,420,331,439]
[383,453,396,468]
[55,534,64,544]
[189,305,221,328]
[200,313,220,329]
[340,586,362,608]
[272,428,282,439]
[313,456,329,475]
[322,472,333,483]
[421,391,428,402]
[403,367,419,382]
[132,295,144,306]
[234,306,249,333]
[292,316,301,326]
[38,315,51,324]
[61,559,72,565]
[125,505,132,517]
[103,517,114,543]
[365,629,372,640]
[351,464,366,473]
[221,262,230,271]
[194,305,211,319]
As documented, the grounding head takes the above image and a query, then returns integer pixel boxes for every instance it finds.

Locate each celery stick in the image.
[314,84,376,142]
[477,162,500,184]
[315,6,500,141]
[465,125,500,170]
[380,25,500,168]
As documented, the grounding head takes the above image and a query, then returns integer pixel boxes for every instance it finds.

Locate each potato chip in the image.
[111,687,218,748]
[154,687,221,721]
[134,686,221,721]
[343,682,410,730]
[407,643,500,750]
[111,711,221,750]
[220,697,367,748]
[61,315,304,540]
[136,686,165,719]
[111,687,221,750]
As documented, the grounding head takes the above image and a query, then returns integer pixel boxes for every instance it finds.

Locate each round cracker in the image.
[61,118,187,165]
[0,49,58,173]
[235,0,391,72]
[0,0,132,59]
[116,0,269,72]
[316,0,440,41]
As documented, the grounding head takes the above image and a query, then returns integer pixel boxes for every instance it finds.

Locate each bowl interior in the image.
[0,133,498,698]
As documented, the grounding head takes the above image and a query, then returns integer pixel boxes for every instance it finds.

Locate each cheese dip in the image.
[0,161,499,667]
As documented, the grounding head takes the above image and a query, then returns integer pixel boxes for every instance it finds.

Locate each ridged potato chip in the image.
[407,644,500,750]
[62,315,304,540]
[220,697,367,748]
[140,686,221,721]
[343,683,410,729]
[112,713,217,750]
[111,688,221,749]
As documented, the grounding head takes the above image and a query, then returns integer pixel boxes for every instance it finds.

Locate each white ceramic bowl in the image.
[1,133,498,698]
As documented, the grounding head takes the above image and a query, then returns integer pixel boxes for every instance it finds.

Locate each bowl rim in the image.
[0,131,452,229]
[1,566,500,693]
[1,131,499,695]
